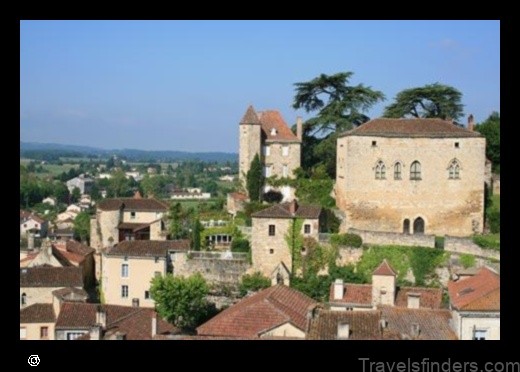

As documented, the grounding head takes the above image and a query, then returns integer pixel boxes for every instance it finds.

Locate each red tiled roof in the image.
[229,192,248,201]
[20,303,56,324]
[20,267,83,288]
[307,309,383,340]
[97,198,168,211]
[340,118,482,138]
[20,209,46,224]
[258,110,300,143]
[197,285,317,338]
[239,105,261,125]
[381,307,457,340]
[106,240,190,257]
[52,287,88,301]
[55,303,178,340]
[448,267,500,311]
[373,259,397,276]
[395,287,443,309]
[329,283,373,307]
[251,202,321,219]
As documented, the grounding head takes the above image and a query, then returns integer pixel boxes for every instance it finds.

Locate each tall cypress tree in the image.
[246,153,263,202]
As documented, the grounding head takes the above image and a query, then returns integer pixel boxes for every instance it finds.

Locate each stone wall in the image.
[238,122,261,185]
[336,135,486,236]
[348,228,435,248]
[444,236,500,260]
[263,142,301,179]
[173,252,250,286]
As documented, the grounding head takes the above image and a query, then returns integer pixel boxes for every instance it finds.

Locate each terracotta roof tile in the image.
[395,287,443,309]
[52,287,88,302]
[329,283,373,307]
[97,198,168,211]
[229,192,248,201]
[448,267,500,311]
[106,240,190,257]
[20,303,56,324]
[308,309,383,340]
[197,285,317,338]
[20,267,83,288]
[381,307,457,340]
[239,105,261,125]
[340,118,482,138]
[258,110,300,143]
[20,209,46,224]
[251,202,321,219]
[372,259,397,276]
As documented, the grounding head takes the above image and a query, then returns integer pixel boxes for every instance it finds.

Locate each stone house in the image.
[238,105,302,201]
[250,200,322,282]
[66,174,94,194]
[197,285,317,339]
[101,240,190,308]
[335,116,486,237]
[20,303,56,340]
[226,192,248,216]
[20,210,48,238]
[448,266,500,340]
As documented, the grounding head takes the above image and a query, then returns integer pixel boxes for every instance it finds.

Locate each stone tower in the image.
[371,259,397,307]
[238,105,262,187]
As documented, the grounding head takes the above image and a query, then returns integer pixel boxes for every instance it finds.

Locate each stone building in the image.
[250,200,322,282]
[238,105,302,201]
[335,116,486,237]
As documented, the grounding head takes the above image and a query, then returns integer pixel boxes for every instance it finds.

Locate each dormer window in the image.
[270,128,277,136]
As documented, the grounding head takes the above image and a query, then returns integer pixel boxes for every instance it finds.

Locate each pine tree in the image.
[246,153,264,202]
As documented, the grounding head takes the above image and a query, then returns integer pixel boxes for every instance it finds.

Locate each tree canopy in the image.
[475,111,500,173]
[292,71,384,177]
[73,211,91,244]
[383,83,464,121]
[246,153,263,201]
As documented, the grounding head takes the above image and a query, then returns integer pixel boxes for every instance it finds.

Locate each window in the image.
[130,211,136,219]
[455,142,460,148]
[35,223,39,228]
[145,291,150,299]
[394,162,402,180]
[269,249,274,254]
[372,141,377,147]
[155,256,159,263]
[403,219,410,234]
[132,298,140,307]
[410,161,421,180]
[264,165,272,177]
[304,224,311,234]
[263,145,270,156]
[124,256,128,261]
[121,263,129,278]
[121,285,129,298]
[413,217,425,234]
[24,224,27,228]
[375,161,386,180]
[473,329,488,340]
[67,332,84,340]
[21,293,27,306]
[20,327,27,339]
[268,225,276,236]
[40,326,48,339]
[282,165,288,177]
[270,128,277,136]
[448,160,460,180]
[282,146,289,156]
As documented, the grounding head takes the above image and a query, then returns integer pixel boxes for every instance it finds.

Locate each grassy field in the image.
[20,159,79,178]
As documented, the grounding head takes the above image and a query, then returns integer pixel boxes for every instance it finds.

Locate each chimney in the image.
[152,311,158,338]
[89,325,101,340]
[96,306,106,328]
[134,190,142,199]
[289,199,298,215]
[334,279,344,300]
[380,319,387,329]
[296,116,303,141]
[337,322,350,339]
[411,323,420,338]
[467,114,474,131]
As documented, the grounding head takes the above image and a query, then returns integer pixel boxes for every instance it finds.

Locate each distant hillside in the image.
[20,142,238,163]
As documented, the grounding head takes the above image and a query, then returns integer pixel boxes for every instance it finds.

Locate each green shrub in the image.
[330,233,362,248]
[473,234,500,251]
[435,236,445,249]
[231,238,250,253]
[239,272,271,297]
[487,209,500,233]
[459,254,476,269]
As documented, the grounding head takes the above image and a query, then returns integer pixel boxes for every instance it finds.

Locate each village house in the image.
[170,187,211,200]
[66,174,94,194]
[250,200,322,283]
[238,105,302,201]
[197,285,317,339]
[335,116,486,237]
[226,192,248,217]
[101,240,190,307]
[20,303,57,340]
[20,210,48,238]
[448,266,500,340]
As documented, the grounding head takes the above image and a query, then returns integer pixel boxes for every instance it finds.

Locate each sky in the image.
[20,20,500,153]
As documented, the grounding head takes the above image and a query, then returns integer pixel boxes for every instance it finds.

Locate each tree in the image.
[238,272,271,297]
[191,218,202,251]
[73,211,91,244]
[107,170,131,197]
[71,187,81,203]
[475,112,500,173]
[150,273,216,330]
[246,153,263,201]
[383,83,464,121]
[168,202,184,239]
[293,72,384,177]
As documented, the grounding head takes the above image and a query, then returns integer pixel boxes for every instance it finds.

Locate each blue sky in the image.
[20,20,500,152]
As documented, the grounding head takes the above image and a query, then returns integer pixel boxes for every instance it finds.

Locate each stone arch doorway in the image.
[413,217,425,234]
[403,219,410,234]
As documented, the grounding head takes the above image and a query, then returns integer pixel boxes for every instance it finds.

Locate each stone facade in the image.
[336,118,486,237]
[348,228,435,248]
[452,311,500,340]
[444,236,500,260]
[20,321,55,340]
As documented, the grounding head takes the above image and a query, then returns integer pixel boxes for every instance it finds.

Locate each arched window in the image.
[410,161,421,180]
[413,217,425,234]
[394,162,402,180]
[375,161,386,180]
[448,159,460,179]
[21,293,27,306]
[403,219,410,234]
